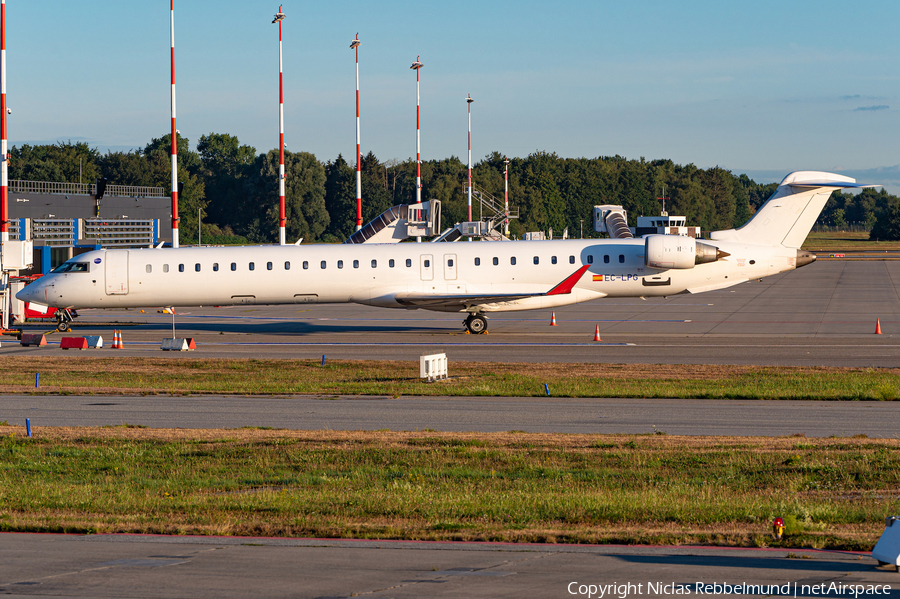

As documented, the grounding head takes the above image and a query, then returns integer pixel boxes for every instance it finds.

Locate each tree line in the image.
[10,137,900,242]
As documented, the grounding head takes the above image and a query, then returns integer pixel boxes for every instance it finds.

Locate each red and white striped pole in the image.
[1,0,7,246]
[1,0,8,332]
[351,34,361,231]
[467,94,473,223]
[169,0,179,248]
[410,56,423,242]
[410,56,423,205]
[274,6,286,245]
[503,158,510,236]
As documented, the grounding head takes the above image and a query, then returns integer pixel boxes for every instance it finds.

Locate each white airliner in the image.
[17,171,874,334]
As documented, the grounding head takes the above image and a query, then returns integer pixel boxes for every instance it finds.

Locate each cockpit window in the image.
[52,262,89,273]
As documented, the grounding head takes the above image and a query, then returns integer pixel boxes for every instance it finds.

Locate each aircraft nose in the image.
[17,280,46,304]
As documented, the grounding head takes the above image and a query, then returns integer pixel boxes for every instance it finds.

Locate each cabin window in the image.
[389,259,395,268]
[195,263,201,272]
[587,255,593,264]
[511,257,517,265]
[337,260,344,269]
[569,255,575,264]
[302,261,309,270]
[249,262,255,271]
[178,264,185,272]
[603,255,610,264]
[493,257,498,266]
[749,260,756,265]
[448,259,454,267]
[371,259,377,268]
[284,261,290,270]
[533,256,539,265]
[145,264,152,273]
[213,263,219,272]
[406,259,412,267]
[551,256,558,265]
[267,262,273,271]
[320,261,326,269]
[231,262,237,271]
[353,260,359,269]
[475,257,481,266]
[619,254,625,263]
[163,264,169,273]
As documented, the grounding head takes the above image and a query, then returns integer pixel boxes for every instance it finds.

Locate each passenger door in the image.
[105,250,129,295]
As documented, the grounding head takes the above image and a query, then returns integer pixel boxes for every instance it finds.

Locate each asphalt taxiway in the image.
[4,394,900,437]
[7,260,900,367]
[2,533,897,599]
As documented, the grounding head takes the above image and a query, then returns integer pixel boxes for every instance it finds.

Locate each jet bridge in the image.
[593,205,634,239]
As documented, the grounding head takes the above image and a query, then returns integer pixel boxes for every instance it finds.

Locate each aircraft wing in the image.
[393,265,591,309]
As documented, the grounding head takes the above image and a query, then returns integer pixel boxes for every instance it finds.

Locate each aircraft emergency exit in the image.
[17,171,875,334]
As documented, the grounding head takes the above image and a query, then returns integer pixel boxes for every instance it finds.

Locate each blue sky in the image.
[5,1,900,188]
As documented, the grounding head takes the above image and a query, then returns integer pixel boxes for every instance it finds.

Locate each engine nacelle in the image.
[644,235,724,269]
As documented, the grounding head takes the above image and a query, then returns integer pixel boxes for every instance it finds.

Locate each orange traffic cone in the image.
[593,324,601,342]
[117,329,124,349]
[550,311,558,326]
[875,319,883,335]
[111,329,122,349]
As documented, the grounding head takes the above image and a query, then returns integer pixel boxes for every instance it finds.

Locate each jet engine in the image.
[644,235,728,269]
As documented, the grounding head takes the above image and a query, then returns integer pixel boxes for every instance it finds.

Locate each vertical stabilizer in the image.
[710,171,872,248]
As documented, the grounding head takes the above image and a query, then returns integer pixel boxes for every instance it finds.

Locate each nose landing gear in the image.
[55,309,76,333]
[464,313,488,335]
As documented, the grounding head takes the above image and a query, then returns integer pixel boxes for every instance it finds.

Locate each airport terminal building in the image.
[7,179,172,275]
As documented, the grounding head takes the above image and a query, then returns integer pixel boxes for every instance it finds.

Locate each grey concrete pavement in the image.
[3,395,899,437]
[1,533,897,599]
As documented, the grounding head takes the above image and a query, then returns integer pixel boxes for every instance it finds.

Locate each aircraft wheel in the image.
[465,314,488,335]
[57,324,71,333]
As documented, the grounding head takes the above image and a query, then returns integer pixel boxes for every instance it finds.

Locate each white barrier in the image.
[161,338,196,351]
[419,353,448,382]
[873,516,900,568]
[85,335,103,349]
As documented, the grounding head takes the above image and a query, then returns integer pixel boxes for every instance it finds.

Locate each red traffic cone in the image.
[550,311,558,326]
[875,319,882,335]
[593,324,601,342]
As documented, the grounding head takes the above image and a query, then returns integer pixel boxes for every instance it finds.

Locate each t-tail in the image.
[710,171,878,254]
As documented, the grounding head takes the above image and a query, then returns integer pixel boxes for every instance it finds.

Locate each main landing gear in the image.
[464,313,488,335]
[55,308,76,333]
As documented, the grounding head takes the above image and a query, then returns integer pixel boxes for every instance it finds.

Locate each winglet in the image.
[546,264,591,296]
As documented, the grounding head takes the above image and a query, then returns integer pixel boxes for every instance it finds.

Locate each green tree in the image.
[832,208,847,230]
[139,133,206,237]
[197,133,257,230]
[870,197,900,240]
[243,149,328,243]
[10,141,100,184]
[323,154,357,242]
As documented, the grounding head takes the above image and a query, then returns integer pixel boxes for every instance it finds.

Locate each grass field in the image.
[1,357,899,400]
[803,232,900,252]
[0,427,894,550]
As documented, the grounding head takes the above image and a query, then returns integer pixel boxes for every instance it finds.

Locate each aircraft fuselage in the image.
[20,238,799,314]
